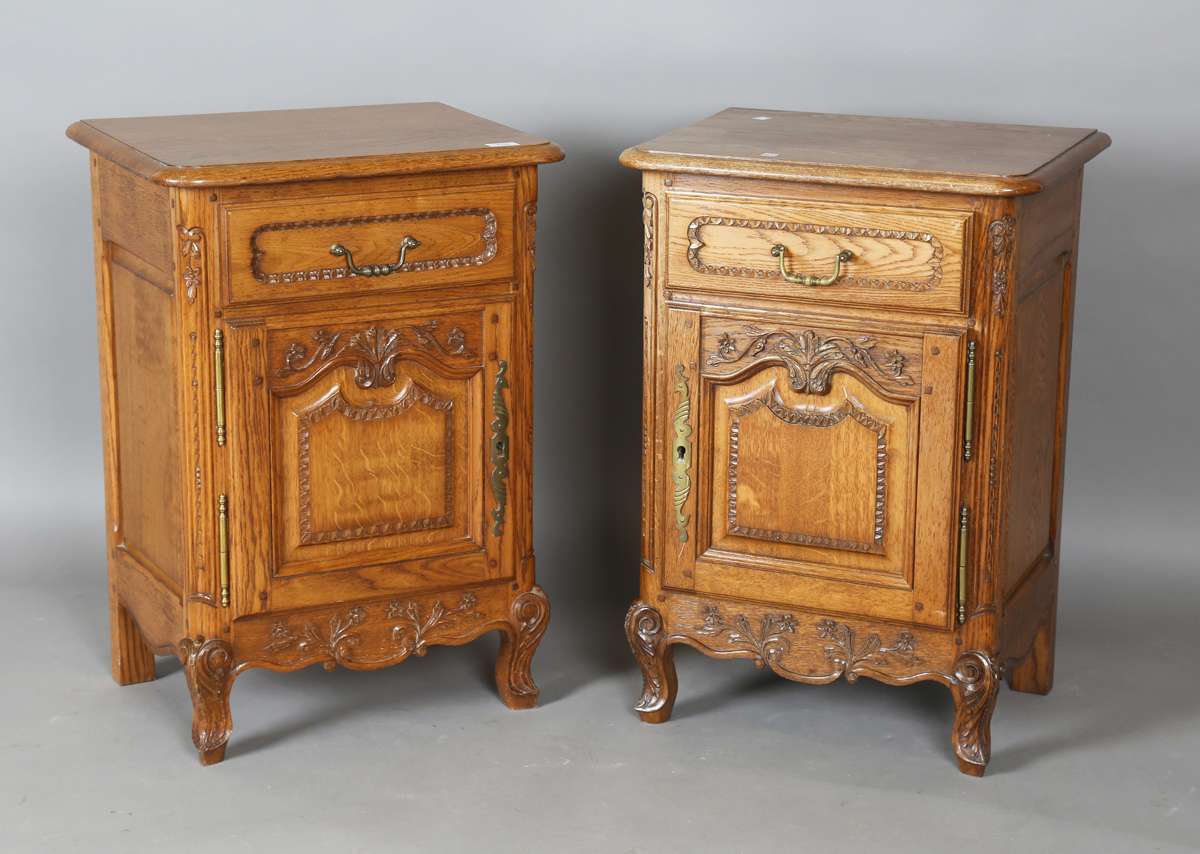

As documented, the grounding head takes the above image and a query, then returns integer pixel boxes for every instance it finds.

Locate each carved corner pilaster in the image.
[625,600,677,723]
[495,586,550,710]
[177,636,235,766]
[950,650,1004,776]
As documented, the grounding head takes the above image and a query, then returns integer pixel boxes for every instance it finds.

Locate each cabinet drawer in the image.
[222,184,516,304]
[667,192,971,313]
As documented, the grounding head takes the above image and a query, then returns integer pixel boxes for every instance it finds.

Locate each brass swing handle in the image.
[770,245,853,286]
[330,235,420,278]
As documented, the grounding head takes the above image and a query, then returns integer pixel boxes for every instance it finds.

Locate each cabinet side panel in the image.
[111,259,184,586]
[1005,272,1064,594]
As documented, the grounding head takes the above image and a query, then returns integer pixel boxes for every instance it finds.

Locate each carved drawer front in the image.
[222,184,516,304]
[666,192,971,313]
[661,309,966,627]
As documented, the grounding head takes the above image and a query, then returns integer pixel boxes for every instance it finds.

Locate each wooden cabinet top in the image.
[67,102,565,187]
[620,108,1109,196]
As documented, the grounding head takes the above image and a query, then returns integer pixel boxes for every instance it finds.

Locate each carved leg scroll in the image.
[110,591,155,686]
[495,586,550,710]
[178,636,235,766]
[1009,597,1057,695]
[625,601,678,724]
[950,651,1003,776]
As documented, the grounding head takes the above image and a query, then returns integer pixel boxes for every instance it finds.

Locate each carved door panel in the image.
[225,302,514,614]
[663,308,965,628]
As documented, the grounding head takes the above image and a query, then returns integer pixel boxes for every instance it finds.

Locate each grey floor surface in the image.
[4,505,1198,854]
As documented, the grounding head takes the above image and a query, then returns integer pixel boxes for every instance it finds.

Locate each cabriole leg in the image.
[495,586,550,710]
[950,651,1004,776]
[178,636,235,766]
[625,600,678,724]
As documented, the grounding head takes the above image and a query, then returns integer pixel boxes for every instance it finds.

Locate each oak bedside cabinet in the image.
[620,109,1108,775]
[68,103,563,765]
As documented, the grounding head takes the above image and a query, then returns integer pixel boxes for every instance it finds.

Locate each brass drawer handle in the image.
[771,245,852,286]
[330,235,420,278]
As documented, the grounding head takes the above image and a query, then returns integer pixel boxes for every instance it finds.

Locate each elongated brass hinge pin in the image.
[213,329,226,447]
[218,494,230,608]
[963,340,977,461]
[957,505,969,624]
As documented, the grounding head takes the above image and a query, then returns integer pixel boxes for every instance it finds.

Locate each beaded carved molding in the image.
[251,208,498,285]
[686,217,944,291]
[296,385,454,544]
[727,390,887,554]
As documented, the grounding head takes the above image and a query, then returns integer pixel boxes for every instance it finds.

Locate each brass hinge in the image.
[962,340,977,461]
[213,330,227,447]
[218,494,230,608]
[957,505,969,624]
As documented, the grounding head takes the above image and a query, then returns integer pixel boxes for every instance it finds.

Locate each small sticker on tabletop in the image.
[486,142,520,147]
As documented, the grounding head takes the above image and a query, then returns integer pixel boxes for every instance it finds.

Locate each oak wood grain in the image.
[73,104,558,765]
[621,108,1109,196]
[625,108,1106,776]
[68,102,565,186]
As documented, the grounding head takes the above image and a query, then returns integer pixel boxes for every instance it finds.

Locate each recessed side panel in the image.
[1006,268,1065,593]
[110,250,184,586]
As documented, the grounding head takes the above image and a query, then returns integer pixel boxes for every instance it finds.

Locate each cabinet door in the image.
[225,301,514,613]
[662,308,965,628]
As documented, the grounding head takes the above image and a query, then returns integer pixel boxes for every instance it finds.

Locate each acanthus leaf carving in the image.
[274,320,476,387]
[707,326,914,393]
[177,636,234,762]
[952,651,1004,769]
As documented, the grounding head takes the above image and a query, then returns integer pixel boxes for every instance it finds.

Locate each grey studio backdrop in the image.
[2,1,1197,852]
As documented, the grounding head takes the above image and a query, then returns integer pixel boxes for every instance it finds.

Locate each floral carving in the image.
[264,606,367,670]
[815,619,919,682]
[274,321,476,387]
[696,605,797,668]
[387,593,483,657]
[672,365,693,546]
[989,216,1015,316]
[177,225,205,303]
[708,326,913,393]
